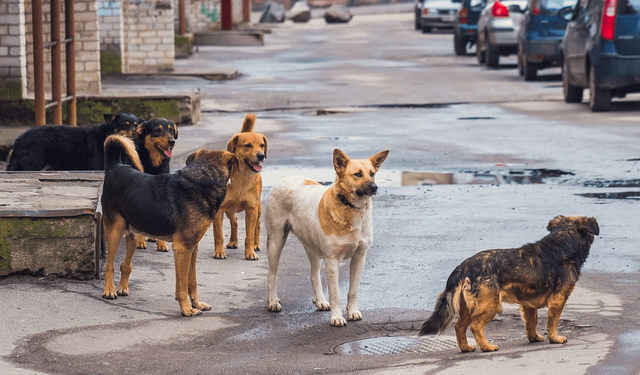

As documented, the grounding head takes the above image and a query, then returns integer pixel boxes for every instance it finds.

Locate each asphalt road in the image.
[2,6,640,375]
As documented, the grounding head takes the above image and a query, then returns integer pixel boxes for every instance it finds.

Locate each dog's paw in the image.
[213,251,227,259]
[528,334,544,343]
[459,344,476,352]
[480,344,499,352]
[549,335,568,344]
[102,291,118,300]
[147,237,157,243]
[312,299,330,311]
[136,240,147,249]
[330,316,347,327]
[245,252,259,261]
[156,241,169,252]
[254,245,261,252]
[181,308,203,317]
[226,241,238,249]
[116,287,129,297]
[348,310,362,321]
[192,301,211,311]
[267,299,282,312]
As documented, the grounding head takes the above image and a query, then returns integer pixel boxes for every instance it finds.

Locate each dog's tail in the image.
[419,276,469,336]
[241,114,256,133]
[104,134,143,172]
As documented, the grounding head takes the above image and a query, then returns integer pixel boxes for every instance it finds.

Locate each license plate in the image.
[442,15,455,22]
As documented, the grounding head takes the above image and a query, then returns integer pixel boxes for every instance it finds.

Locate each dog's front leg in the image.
[325,258,346,326]
[244,207,259,260]
[521,306,544,342]
[309,255,330,311]
[116,233,139,297]
[212,211,227,259]
[546,285,574,344]
[173,243,201,316]
[102,217,126,300]
[188,244,211,312]
[346,253,366,321]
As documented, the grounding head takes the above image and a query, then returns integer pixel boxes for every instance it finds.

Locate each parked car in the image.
[476,0,528,66]
[517,0,578,80]
[453,0,486,55]
[560,0,640,111]
[416,0,462,33]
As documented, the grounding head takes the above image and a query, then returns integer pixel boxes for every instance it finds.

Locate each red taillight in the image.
[491,1,509,17]
[532,6,540,15]
[601,0,617,40]
[459,8,468,23]
[423,8,429,15]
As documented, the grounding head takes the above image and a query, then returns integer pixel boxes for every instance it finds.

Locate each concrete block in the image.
[194,31,264,46]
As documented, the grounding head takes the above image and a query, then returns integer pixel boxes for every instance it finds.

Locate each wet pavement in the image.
[2,5,640,375]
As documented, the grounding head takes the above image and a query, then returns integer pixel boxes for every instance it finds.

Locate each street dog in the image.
[101,134,236,316]
[212,114,267,260]
[132,118,178,252]
[419,215,599,352]
[265,148,389,326]
[7,113,141,171]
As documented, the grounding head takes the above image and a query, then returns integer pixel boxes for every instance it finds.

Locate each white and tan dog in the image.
[265,148,389,326]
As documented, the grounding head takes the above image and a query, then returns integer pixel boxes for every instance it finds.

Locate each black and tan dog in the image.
[419,215,599,352]
[7,113,141,171]
[101,134,236,316]
[132,118,178,252]
[212,114,267,260]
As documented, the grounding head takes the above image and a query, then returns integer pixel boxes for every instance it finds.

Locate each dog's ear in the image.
[547,215,565,232]
[580,217,600,236]
[222,151,238,169]
[186,150,202,165]
[333,149,350,175]
[104,113,117,125]
[241,114,256,133]
[262,135,268,158]
[173,124,178,140]
[227,134,239,153]
[135,124,145,140]
[369,150,389,172]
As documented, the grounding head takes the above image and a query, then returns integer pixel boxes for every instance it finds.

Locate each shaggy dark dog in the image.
[419,215,599,352]
[100,134,236,316]
[6,113,142,171]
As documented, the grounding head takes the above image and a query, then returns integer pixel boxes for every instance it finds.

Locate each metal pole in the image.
[32,0,46,126]
[179,0,186,35]
[65,0,76,126]
[51,0,62,124]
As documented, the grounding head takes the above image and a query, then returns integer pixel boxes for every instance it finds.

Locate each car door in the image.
[564,0,591,85]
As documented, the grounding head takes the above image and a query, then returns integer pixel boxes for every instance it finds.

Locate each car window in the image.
[624,0,640,10]
[538,0,579,14]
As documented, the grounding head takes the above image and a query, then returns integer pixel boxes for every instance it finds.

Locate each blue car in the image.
[454,0,485,55]
[517,0,579,80]
[561,0,640,111]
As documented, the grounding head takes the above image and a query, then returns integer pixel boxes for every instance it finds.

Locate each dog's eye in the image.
[244,144,252,148]
[354,172,363,178]
[370,172,375,177]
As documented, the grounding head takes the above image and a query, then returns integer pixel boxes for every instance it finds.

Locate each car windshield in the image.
[537,0,579,14]
[626,0,640,10]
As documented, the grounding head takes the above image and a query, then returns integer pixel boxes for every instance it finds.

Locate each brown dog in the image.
[419,215,599,352]
[212,114,267,260]
[101,134,235,316]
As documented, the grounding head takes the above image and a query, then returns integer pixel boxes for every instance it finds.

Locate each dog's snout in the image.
[168,138,176,147]
[367,183,378,195]
[257,152,265,161]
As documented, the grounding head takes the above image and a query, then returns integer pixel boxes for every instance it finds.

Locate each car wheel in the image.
[476,34,486,64]
[422,24,432,33]
[415,13,421,30]
[454,34,466,56]
[589,65,611,112]
[485,35,499,67]
[524,60,537,81]
[562,58,583,103]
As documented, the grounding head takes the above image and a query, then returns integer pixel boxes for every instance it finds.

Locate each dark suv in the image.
[561,0,640,111]
[517,0,578,80]
[454,0,485,55]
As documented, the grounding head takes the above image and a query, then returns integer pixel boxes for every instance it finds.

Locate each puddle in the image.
[578,192,640,200]
[584,179,640,188]
[457,116,497,120]
[334,336,458,355]
[261,167,572,187]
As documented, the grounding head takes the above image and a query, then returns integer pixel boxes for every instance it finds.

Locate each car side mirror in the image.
[508,4,524,12]
[557,6,574,20]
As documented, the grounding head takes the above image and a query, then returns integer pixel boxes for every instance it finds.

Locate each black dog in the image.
[101,134,237,316]
[132,118,178,251]
[420,215,599,352]
[7,113,142,171]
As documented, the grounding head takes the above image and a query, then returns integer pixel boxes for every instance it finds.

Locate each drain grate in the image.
[334,336,458,355]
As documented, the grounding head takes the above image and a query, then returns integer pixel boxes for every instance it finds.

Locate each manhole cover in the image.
[334,336,458,355]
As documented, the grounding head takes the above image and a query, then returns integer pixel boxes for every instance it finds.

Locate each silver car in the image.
[476,0,527,66]
[418,0,462,33]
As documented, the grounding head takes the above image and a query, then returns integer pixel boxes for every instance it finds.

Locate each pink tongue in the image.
[253,164,262,172]
[164,150,173,157]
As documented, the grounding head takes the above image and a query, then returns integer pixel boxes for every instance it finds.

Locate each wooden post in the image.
[51,0,62,124]
[179,0,186,35]
[32,0,46,126]
[65,0,76,126]
[221,0,233,30]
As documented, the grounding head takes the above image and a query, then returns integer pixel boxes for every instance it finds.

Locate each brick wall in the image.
[23,0,101,97]
[98,1,124,73]
[0,0,27,99]
[173,0,222,33]
[122,0,175,73]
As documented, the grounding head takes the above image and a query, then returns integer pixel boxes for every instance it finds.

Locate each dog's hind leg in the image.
[468,285,500,351]
[243,206,260,260]
[116,232,138,297]
[521,306,544,342]
[454,298,476,352]
[188,244,211,312]
[173,241,202,316]
[266,220,290,312]
[225,212,239,249]
[254,202,262,252]
[346,252,366,321]
[102,216,126,300]
[546,284,575,344]
[212,211,228,259]
[308,253,330,311]
[325,258,346,327]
